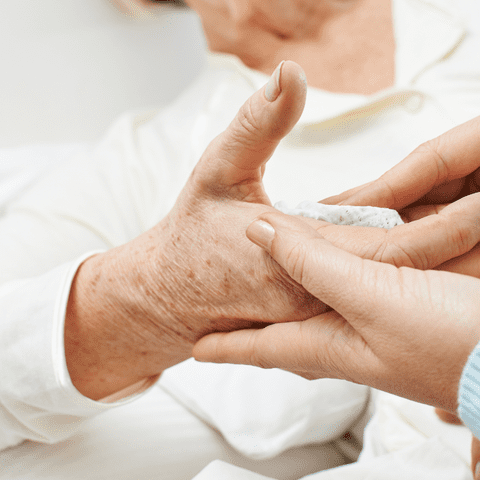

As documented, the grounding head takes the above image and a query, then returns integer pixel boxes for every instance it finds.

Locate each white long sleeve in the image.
[0,254,111,450]
[0,106,199,449]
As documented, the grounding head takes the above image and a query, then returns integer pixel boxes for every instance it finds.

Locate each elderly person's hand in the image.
[193,210,480,414]
[64,61,331,401]
[65,58,466,402]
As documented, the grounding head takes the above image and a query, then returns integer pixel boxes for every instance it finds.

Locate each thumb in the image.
[246,211,400,324]
[195,61,307,189]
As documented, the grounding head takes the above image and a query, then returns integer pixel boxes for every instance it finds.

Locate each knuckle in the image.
[415,139,450,184]
[283,241,308,286]
[233,102,263,146]
[371,232,422,268]
[376,177,397,206]
[446,217,475,256]
[249,333,272,369]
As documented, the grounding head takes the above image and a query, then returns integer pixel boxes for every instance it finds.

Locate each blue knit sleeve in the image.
[458,343,480,439]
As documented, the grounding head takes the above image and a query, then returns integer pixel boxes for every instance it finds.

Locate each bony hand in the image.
[193,211,480,413]
[66,61,329,400]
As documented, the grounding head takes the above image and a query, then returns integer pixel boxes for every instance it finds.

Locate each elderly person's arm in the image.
[0,61,329,449]
[62,61,319,400]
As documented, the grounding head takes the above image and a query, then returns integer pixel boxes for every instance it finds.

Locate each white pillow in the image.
[160,360,368,460]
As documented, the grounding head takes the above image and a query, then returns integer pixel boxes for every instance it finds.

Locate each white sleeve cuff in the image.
[0,252,156,451]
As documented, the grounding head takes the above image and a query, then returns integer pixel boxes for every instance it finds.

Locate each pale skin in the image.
[193,114,480,478]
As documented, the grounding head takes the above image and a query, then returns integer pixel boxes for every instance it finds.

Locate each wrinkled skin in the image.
[66,61,325,399]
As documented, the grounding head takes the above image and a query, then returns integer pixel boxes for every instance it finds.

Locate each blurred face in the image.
[184,0,394,95]
[184,0,332,68]
[186,0,334,42]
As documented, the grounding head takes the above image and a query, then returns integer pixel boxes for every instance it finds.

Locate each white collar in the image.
[206,0,465,126]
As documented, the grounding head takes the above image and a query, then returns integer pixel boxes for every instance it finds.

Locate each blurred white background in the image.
[0,0,206,147]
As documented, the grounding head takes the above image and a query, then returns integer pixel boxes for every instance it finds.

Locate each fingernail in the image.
[247,220,275,252]
[265,61,285,102]
[475,462,480,480]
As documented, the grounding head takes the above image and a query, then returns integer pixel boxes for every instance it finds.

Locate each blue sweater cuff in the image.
[458,342,480,439]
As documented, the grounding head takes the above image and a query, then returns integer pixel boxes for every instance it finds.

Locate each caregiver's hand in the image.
[323,116,480,209]
[193,211,480,413]
[321,116,480,278]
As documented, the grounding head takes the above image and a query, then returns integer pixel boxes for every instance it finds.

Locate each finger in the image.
[379,193,480,270]
[400,204,448,222]
[318,181,373,205]
[245,211,401,325]
[195,60,307,189]
[472,436,480,480]
[193,310,369,378]
[422,177,466,204]
[336,116,480,209]
[438,242,480,278]
[325,178,465,208]
[280,195,480,272]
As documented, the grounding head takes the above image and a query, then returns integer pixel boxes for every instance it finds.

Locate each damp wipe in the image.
[274,200,404,229]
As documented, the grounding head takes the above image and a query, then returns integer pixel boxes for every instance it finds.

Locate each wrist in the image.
[64,246,183,400]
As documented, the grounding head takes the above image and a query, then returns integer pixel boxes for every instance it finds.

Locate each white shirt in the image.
[0,0,479,472]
